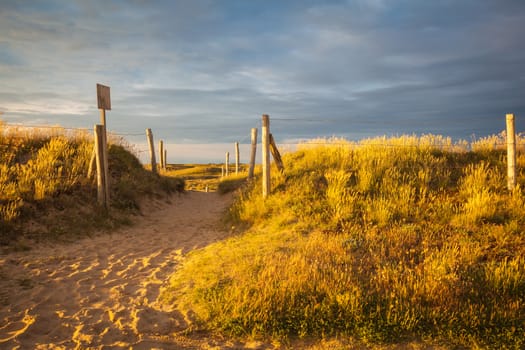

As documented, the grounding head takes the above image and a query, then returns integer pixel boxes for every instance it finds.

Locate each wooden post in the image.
[248,128,257,179]
[221,166,225,177]
[146,128,157,174]
[269,133,284,172]
[225,152,230,176]
[235,142,240,175]
[159,140,164,171]
[164,149,167,170]
[94,124,107,209]
[262,114,270,198]
[87,148,96,180]
[95,83,111,204]
[100,109,110,204]
[506,113,517,190]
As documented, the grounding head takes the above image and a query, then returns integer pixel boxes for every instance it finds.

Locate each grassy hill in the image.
[161,134,525,348]
[0,123,184,248]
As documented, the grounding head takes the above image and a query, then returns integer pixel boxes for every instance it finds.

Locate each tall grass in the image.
[0,123,92,223]
[1,121,184,243]
[161,134,525,348]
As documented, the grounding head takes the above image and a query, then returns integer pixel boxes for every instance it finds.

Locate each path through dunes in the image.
[0,191,250,349]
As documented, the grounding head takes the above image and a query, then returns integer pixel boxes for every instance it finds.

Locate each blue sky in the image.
[1,0,525,162]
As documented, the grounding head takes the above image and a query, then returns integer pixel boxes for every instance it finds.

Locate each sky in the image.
[1,0,525,163]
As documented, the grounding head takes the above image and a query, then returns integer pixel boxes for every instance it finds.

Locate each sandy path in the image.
[0,191,262,349]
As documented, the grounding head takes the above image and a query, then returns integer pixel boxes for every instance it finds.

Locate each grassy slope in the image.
[161,135,525,348]
[0,127,184,247]
[165,164,249,192]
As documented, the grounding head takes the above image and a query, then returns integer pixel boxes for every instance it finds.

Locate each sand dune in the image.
[0,191,270,349]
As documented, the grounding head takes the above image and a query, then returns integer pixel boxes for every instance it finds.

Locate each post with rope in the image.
[262,114,270,198]
[248,128,257,179]
[506,113,517,190]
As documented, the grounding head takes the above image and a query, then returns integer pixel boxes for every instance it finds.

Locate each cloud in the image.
[1,0,525,159]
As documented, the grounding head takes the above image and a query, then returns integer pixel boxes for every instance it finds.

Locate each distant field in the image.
[165,163,250,192]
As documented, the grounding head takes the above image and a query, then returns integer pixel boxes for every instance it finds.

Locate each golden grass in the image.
[161,134,525,348]
[0,121,184,244]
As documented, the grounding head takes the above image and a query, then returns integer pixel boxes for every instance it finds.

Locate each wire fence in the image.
[1,117,523,161]
[1,116,523,201]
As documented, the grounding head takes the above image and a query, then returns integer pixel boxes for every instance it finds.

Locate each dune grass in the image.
[0,121,184,245]
[164,164,250,192]
[163,164,222,192]
[217,173,249,194]
[161,134,525,348]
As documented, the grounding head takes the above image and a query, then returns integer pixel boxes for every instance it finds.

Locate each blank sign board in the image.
[97,84,111,110]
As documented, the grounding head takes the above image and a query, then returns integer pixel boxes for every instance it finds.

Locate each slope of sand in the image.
[0,191,270,349]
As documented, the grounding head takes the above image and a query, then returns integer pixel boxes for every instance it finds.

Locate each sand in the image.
[0,191,270,349]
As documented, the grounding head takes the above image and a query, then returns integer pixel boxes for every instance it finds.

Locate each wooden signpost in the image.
[97,84,111,111]
[95,83,111,209]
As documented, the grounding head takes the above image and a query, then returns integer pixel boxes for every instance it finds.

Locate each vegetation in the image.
[164,164,222,192]
[217,173,249,194]
[161,134,525,348]
[165,163,249,192]
[0,121,184,246]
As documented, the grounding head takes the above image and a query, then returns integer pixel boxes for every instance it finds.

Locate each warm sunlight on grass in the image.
[163,164,250,192]
[0,121,184,244]
[161,134,525,348]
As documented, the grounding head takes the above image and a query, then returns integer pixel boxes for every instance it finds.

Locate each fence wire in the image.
[2,119,524,162]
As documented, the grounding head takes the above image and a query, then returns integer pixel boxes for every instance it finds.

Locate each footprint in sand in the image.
[0,192,237,349]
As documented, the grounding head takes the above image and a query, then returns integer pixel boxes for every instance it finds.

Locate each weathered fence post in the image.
[100,111,110,204]
[146,128,157,174]
[96,84,111,205]
[506,113,516,190]
[235,142,240,175]
[87,149,96,180]
[262,114,270,198]
[225,152,230,176]
[159,140,164,171]
[248,128,257,179]
[269,133,284,172]
[94,124,108,209]
[164,149,167,170]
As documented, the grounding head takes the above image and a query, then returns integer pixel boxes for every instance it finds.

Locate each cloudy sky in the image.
[1,0,524,162]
